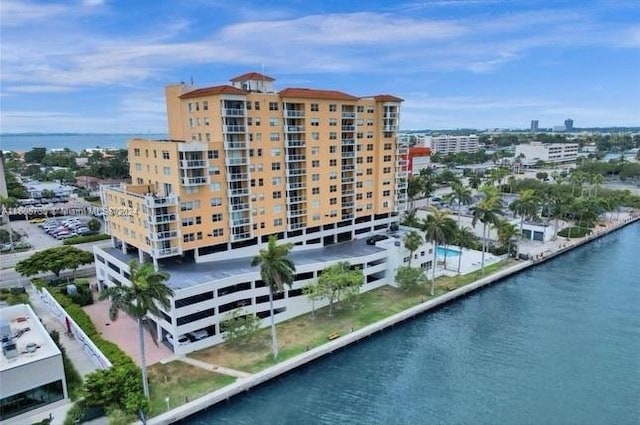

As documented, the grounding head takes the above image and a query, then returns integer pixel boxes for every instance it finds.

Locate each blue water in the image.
[436,246,460,257]
[184,223,640,425]
[0,133,166,152]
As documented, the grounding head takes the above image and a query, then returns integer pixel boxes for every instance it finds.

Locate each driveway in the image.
[84,298,173,366]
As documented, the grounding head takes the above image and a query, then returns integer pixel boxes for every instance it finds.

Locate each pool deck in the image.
[147,212,639,424]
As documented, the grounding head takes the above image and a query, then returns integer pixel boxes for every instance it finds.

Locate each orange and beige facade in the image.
[94,72,409,352]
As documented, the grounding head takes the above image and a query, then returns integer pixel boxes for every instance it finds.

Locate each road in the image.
[0,263,97,288]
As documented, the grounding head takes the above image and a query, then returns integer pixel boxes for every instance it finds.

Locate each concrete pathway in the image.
[177,356,252,378]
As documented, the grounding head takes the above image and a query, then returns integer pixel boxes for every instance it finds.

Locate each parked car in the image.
[166,334,190,346]
[75,227,91,235]
[188,330,209,341]
[57,233,77,240]
[29,218,47,224]
[366,235,389,245]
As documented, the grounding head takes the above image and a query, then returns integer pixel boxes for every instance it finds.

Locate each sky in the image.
[1,0,639,133]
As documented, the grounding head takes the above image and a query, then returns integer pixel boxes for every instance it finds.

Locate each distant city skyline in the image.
[1,0,639,133]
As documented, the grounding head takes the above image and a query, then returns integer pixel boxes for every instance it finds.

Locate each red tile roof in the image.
[179,85,246,99]
[279,88,358,101]
[373,94,404,102]
[230,72,275,82]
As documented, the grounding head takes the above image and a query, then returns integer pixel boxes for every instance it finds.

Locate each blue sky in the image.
[1,0,639,133]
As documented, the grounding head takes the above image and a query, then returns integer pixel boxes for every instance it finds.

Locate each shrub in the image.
[63,233,110,245]
[85,195,101,202]
[558,226,592,238]
[50,330,83,400]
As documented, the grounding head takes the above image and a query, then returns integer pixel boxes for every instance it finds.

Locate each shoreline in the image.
[147,214,639,425]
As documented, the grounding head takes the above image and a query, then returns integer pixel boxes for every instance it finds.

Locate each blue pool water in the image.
[436,246,461,257]
[184,223,640,425]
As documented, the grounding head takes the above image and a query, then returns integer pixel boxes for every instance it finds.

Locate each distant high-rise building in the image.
[564,118,574,132]
[530,120,539,132]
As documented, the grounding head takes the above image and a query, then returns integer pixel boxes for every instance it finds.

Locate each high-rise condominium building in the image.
[425,134,479,155]
[564,118,574,132]
[530,120,539,132]
[94,72,410,352]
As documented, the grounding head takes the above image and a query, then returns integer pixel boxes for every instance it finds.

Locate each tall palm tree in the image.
[453,226,479,274]
[509,189,541,255]
[100,260,173,399]
[422,207,456,296]
[251,235,296,359]
[469,172,482,190]
[470,192,503,274]
[403,230,424,267]
[446,181,473,224]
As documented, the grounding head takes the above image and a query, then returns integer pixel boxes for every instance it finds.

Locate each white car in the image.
[166,334,189,346]
[188,330,209,341]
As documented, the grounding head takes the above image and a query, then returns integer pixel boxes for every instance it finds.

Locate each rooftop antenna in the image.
[190,75,194,86]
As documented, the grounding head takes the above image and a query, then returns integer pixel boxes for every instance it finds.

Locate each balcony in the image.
[148,214,177,225]
[225,142,247,150]
[149,231,178,242]
[286,125,305,133]
[231,232,252,242]
[225,157,248,166]
[181,176,208,186]
[289,222,306,230]
[342,189,355,196]
[230,216,251,226]
[342,112,356,118]
[341,139,355,145]
[289,195,306,204]
[342,201,355,208]
[342,125,355,132]
[228,173,249,181]
[342,177,354,183]
[144,194,178,208]
[342,165,355,171]
[225,125,246,133]
[383,125,397,132]
[286,168,306,177]
[223,108,245,117]
[342,213,354,220]
[286,140,305,147]
[287,208,307,217]
[287,154,306,162]
[285,110,305,118]
[228,187,250,197]
[230,203,250,212]
[180,159,207,168]
[384,112,399,118]
[342,152,355,158]
[287,182,306,190]
[153,246,181,258]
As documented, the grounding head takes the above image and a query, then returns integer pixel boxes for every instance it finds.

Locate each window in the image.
[367,144,374,151]
[367,119,374,126]
[329,159,337,166]
[383,190,391,197]
[181,201,200,211]
[329,118,337,126]
[329,132,337,140]
[254,101,260,110]
[135,163,142,171]
[210,197,222,206]
[272,191,282,199]
[134,148,140,157]
[162,151,170,159]
[208,150,219,159]
[311,146,320,155]
[212,213,223,222]
[366,168,373,175]
[163,167,171,176]
[367,156,374,163]
[311,200,320,208]
[273,205,283,213]
[203,101,208,111]
[311,132,320,141]
[384,155,392,162]
[384,143,393,150]
[183,233,195,242]
[269,117,279,126]
[255,117,261,126]
[274,218,283,226]
[210,182,221,192]
[329,104,337,112]
[312,187,320,195]
[329,172,337,180]
[271,148,281,156]
[383,167,391,173]
[310,103,319,111]
[312,160,320,168]
[310,118,319,126]
[270,133,280,142]
[209,166,220,175]
[312,174,320,181]
[271,162,281,171]
[269,102,278,111]
[329,146,337,153]
[272,176,282,185]
[367,106,374,113]
[213,228,224,237]
[357,105,365,113]
[330,185,337,193]
[182,217,194,226]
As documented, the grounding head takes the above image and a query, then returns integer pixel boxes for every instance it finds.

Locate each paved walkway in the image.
[176,356,251,378]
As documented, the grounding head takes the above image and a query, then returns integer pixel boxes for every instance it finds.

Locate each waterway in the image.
[184,224,640,425]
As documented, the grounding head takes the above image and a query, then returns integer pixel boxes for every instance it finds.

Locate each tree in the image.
[403,230,423,266]
[535,171,549,181]
[447,181,473,224]
[509,189,541,255]
[496,219,519,257]
[395,266,428,292]
[453,226,478,274]
[88,218,102,232]
[316,261,364,316]
[24,147,47,163]
[221,308,261,345]
[251,235,296,359]
[421,207,456,295]
[470,192,503,274]
[16,246,94,278]
[407,176,423,211]
[83,361,148,418]
[99,260,173,401]
[303,282,323,318]
[469,172,482,189]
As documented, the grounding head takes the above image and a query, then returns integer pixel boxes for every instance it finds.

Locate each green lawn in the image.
[147,361,236,416]
[191,259,515,374]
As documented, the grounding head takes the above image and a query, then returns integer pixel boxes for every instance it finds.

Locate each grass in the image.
[147,361,236,416]
[192,259,516,374]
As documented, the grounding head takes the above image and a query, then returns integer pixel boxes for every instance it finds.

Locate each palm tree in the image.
[251,235,296,359]
[447,182,473,224]
[496,219,519,258]
[470,192,503,274]
[469,172,482,190]
[509,189,541,255]
[100,260,173,399]
[422,207,456,295]
[403,230,423,267]
[453,226,478,274]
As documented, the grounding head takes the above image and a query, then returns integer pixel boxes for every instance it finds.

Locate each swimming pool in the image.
[436,246,461,257]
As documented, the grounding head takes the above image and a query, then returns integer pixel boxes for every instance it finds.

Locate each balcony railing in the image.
[225,142,247,150]
[153,247,181,257]
[225,157,248,166]
[181,176,208,186]
[230,203,250,212]
[149,231,178,241]
[289,222,306,230]
[148,213,177,225]
[286,125,305,133]
[341,139,355,145]
[342,165,355,171]
[286,140,305,147]
[383,125,397,132]
[228,173,249,181]
[342,189,355,196]
[285,110,305,118]
[230,217,251,226]
[144,194,178,208]
[287,154,306,162]
[287,182,306,190]
[342,152,355,158]
[225,125,246,133]
[342,126,355,132]
[228,188,250,197]
[223,108,245,117]
[342,112,356,118]
[231,231,252,241]
[286,168,306,177]
[180,159,206,168]
[342,213,354,220]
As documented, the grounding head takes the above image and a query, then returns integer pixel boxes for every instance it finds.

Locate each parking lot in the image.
[3,216,102,251]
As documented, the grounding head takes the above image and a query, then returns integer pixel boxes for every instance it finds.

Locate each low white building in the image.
[425,135,479,155]
[94,229,432,355]
[1,304,68,424]
[515,142,578,165]
[26,181,75,200]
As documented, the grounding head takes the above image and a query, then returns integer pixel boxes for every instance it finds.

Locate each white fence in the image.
[40,287,112,370]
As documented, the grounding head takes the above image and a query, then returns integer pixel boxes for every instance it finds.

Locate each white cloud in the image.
[0,0,68,26]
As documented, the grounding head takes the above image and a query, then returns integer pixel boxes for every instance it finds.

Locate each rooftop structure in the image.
[1,304,68,423]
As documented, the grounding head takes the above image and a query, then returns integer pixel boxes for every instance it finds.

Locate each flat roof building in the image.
[425,135,479,155]
[1,304,68,424]
[515,141,578,165]
[95,72,411,353]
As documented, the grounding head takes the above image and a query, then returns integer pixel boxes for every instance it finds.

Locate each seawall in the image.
[148,214,639,425]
